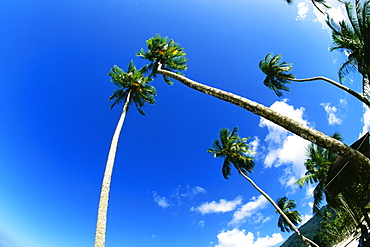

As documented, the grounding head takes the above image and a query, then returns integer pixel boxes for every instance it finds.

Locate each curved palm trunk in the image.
[156,66,370,168]
[236,167,318,247]
[94,91,132,247]
[362,75,370,101]
[284,76,370,107]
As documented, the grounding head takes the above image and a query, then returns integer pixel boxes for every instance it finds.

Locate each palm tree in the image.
[208,127,318,247]
[276,197,302,232]
[259,53,370,106]
[326,0,370,99]
[137,35,370,168]
[296,132,342,214]
[94,61,156,247]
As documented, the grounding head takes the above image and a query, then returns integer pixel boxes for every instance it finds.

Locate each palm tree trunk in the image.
[362,75,370,102]
[283,76,370,107]
[236,167,319,247]
[156,65,370,168]
[94,91,132,247]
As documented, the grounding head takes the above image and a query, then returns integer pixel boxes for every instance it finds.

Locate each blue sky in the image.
[0,0,368,246]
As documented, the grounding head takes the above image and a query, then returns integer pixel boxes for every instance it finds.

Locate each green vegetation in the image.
[99,0,370,246]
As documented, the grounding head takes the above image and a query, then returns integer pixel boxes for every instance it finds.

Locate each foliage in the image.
[326,0,370,88]
[259,53,295,97]
[276,197,302,232]
[207,127,255,179]
[136,34,189,85]
[108,60,156,115]
[296,132,342,214]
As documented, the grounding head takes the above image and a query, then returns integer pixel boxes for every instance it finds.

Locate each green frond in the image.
[295,174,317,187]
[259,53,295,96]
[108,62,156,114]
[137,34,189,84]
[209,127,255,180]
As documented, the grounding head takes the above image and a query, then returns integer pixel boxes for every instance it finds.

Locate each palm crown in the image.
[259,53,295,97]
[276,196,302,232]
[208,127,255,179]
[326,0,370,92]
[136,34,189,85]
[296,132,342,213]
[108,60,156,114]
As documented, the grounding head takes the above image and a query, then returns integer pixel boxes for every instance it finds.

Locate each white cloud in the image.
[258,100,310,188]
[300,214,313,226]
[191,196,243,214]
[305,184,315,199]
[320,103,342,125]
[215,228,284,247]
[229,195,268,226]
[249,136,260,154]
[361,105,370,137]
[296,2,309,20]
[152,191,170,208]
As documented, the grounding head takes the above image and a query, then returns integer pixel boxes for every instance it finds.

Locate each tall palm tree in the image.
[94,61,156,247]
[326,0,370,99]
[259,53,370,106]
[137,35,370,168]
[208,127,318,247]
[276,197,302,233]
[296,132,342,214]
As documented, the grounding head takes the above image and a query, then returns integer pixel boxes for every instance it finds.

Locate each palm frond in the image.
[108,61,156,114]
[259,53,295,96]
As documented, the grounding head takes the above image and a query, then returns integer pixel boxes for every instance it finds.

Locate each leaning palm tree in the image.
[208,127,318,247]
[259,53,370,106]
[94,61,156,247]
[137,34,370,168]
[326,0,370,99]
[296,132,342,214]
[276,197,302,232]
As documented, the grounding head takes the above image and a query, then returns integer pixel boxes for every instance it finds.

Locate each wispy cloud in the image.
[229,195,268,226]
[296,1,309,20]
[214,228,284,247]
[152,185,206,208]
[258,100,310,189]
[361,105,370,137]
[191,196,243,215]
[152,191,170,208]
[320,103,342,125]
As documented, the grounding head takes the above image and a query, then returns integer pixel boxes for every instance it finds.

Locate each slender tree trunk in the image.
[236,168,318,247]
[282,76,370,107]
[156,66,370,168]
[94,91,132,247]
[362,75,370,101]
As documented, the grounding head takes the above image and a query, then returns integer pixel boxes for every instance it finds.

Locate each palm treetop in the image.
[136,34,189,85]
[326,0,370,84]
[207,127,255,179]
[259,53,295,97]
[276,196,302,233]
[108,60,156,115]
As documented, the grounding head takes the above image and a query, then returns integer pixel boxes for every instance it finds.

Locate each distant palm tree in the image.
[259,53,370,106]
[137,34,370,169]
[296,132,342,214]
[208,127,318,247]
[276,197,302,232]
[94,61,156,247]
[326,0,370,99]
